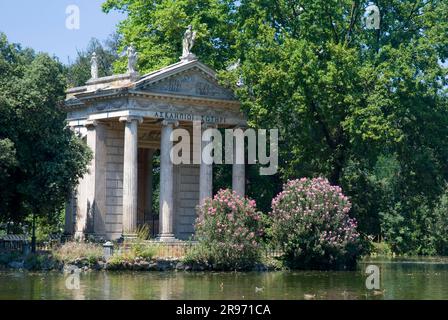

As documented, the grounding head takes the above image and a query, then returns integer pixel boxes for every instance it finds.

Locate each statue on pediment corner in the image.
[181,25,197,61]
[90,52,98,80]
[127,44,138,74]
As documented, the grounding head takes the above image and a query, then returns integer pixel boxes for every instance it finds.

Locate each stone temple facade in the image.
[63,55,246,241]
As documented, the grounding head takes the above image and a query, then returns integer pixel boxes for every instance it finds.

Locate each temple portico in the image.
[63,49,246,241]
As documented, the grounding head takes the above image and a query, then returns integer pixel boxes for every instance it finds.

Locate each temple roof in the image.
[65,58,237,108]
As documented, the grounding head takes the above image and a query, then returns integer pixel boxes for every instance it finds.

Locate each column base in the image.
[91,234,107,242]
[180,53,197,62]
[156,234,176,242]
[74,231,85,241]
[123,233,138,240]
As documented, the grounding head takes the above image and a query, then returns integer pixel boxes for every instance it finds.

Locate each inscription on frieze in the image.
[154,111,226,124]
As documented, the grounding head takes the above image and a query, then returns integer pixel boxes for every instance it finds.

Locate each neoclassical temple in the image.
[63,33,246,241]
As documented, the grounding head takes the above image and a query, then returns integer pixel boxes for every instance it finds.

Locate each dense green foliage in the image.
[66,36,120,88]
[103,0,448,255]
[229,1,448,252]
[0,33,91,228]
[381,186,448,255]
[102,0,237,73]
[269,178,363,270]
[188,189,264,270]
[433,189,448,255]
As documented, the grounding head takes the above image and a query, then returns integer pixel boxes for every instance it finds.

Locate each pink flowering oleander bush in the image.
[269,178,363,270]
[187,189,264,270]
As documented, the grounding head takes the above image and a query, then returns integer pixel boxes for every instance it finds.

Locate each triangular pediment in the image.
[134,61,236,101]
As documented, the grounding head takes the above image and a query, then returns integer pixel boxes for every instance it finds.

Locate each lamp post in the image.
[103,241,114,260]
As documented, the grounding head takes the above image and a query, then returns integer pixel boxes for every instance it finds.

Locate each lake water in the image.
[1,257,448,300]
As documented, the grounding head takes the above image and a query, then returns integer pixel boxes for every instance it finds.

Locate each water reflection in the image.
[1,258,448,300]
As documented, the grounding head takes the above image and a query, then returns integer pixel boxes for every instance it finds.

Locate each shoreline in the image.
[4,256,448,273]
[0,256,277,273]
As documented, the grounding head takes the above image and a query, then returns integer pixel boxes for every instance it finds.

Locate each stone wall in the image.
[105,127,125,240]
[174,164,200,240]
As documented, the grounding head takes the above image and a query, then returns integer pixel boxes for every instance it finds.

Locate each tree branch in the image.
[309,100,336,150]
[323,3,340,44]
[345,1,359,45]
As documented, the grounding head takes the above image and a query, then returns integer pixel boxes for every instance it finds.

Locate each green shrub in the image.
[269,178,363,270]
[106,242,156,269]
[183,245,211,265]
[432,189,448,256]
[23,253,53,270]
[0,252,21,266]
[107,253,126,265]
[188,189,264,270]
[130,241,156,260]
[370,242,394,257]
[380,196,446,256]
[136,224,151,241]
[106,252,131,270]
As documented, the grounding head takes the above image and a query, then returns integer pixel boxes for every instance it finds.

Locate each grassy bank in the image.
[0,241,280,272]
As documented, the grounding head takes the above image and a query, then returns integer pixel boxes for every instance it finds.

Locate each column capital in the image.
[85,119,98,128]
[202,122,218,130]
[119,115,144,124]
[233,124,248,130]
[162,119,179,127]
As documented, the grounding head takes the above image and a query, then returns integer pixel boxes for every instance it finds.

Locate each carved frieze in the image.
[140,69,235,100]
[94,99,127,112]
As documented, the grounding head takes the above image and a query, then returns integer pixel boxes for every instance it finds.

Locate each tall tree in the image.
[102,0,238,73]
[103,1,448,250]
[0,33,91,227]
[228,0,448,239]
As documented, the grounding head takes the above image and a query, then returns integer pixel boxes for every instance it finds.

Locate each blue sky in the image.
[0,0,125,64]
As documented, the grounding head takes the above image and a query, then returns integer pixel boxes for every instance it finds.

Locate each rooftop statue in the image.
[90,52,98,79]
[127,44,138,74]
[181,25,197,61]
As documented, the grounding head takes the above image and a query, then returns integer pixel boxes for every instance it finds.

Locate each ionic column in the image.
[158,120,178,241]
[120,115,143,238]
[145,149,155,221]
[232,126,246,197]
[232,165,245,197]
[64,194,75,235]
[75,120,107,240]
[199,124,214,204]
